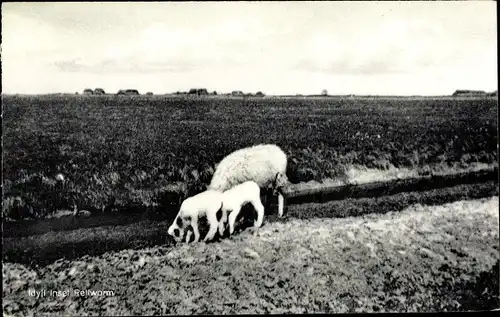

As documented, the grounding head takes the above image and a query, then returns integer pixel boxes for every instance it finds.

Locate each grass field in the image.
[3,197,498,315]
[2,95,498,220]
[2,94,498,314]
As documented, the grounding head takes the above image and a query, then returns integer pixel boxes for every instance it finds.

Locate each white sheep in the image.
[208,144,289,217]
[221,181,266,236]
[167,190,225,243]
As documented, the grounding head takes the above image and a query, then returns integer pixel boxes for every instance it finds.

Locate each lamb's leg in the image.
[251,198,265,228]
[185,229,192,243]
[203,212,219,242]
[218,219,225,237]
[228,207,241,235]
[191,217,200,243]
[218,209,228,236]
[277,192,285,217]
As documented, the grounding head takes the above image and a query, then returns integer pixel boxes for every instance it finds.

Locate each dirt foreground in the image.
[3,197,499,315]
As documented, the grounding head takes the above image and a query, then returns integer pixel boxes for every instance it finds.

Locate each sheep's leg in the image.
[264,187,272,212]
[228,207,241,235]
[251,199,265,228]
[203,212,219,242]
[191,217,200,243]
[277,192,285,217]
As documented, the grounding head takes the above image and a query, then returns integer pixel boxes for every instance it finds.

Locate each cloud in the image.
[50,17,273,75]
[53,57,200,74]
[294,18,461,76]
[295,58,406,76]
[2,2,497,95]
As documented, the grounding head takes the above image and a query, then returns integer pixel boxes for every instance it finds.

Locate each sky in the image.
[1,1,497,95]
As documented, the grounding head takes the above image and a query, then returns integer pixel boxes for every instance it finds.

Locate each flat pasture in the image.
[2,94,497,220]
[2,94,498,314]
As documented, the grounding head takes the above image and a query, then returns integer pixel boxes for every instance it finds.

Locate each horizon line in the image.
[2,91,497,98]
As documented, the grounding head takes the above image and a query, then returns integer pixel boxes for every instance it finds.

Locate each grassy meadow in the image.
[2,94,498,220]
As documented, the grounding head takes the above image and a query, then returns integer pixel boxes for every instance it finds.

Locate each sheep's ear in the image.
[273,172,280,187]
[176,216,184,228]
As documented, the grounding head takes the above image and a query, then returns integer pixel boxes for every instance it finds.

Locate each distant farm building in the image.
[188,88,209,96]
[94,88,105,95]
[117,89,140,95]
[231,91,244,96]
[83,89,94,95]
[126,89,139,95]
[452,90,487,97]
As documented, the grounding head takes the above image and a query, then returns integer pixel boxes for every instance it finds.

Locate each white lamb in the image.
[220,181,265,235]
[167,181,266,243]
[167,190,225,243]
[208,144,289,217]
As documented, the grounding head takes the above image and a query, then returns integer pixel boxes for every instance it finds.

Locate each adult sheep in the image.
[208,144,289,217]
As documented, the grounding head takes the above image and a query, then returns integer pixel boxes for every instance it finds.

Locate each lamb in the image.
[208,144,289,217]
[167,181,266,243]
[167,190,225,243]
[220,181,265,236]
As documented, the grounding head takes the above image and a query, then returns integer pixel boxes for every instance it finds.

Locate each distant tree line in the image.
[82,88,149,96]
[79,87,497,98]
[82,88,260,97]
[174,88,265,97]
[452,89,497,97]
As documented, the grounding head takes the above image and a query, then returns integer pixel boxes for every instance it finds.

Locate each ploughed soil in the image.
[3,197,499,315]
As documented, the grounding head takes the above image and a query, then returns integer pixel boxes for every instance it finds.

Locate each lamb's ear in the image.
[216,202,224,222]
[176,216,184,228]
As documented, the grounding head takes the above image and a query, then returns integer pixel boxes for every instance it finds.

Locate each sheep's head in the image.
[273,172,289,194]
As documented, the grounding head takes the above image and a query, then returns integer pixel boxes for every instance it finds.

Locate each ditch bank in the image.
[3,167,498,239]
[3,180,498,268]
[3,197,499,315]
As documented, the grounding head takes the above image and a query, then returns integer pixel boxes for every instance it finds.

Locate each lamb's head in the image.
[168,215,188,242]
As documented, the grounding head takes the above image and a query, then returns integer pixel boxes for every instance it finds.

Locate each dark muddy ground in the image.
[2,197,499,315]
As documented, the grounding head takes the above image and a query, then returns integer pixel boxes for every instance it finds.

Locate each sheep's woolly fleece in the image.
[209,144,287,192]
